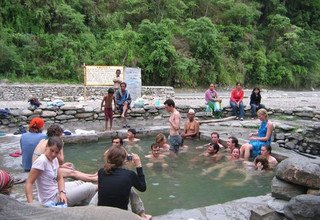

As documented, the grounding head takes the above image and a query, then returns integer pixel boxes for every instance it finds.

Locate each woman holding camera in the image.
[98,146,146,210]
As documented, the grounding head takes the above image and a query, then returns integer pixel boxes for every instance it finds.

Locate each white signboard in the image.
[124,67,141,103]
[84,65,124,86]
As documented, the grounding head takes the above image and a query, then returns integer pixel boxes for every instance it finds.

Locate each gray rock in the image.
[295,112,314,118]
[83,106,94,112]
[131,108,146,114]
[56,115,75,120]
[41,110,57,117]
[275,158,320,189]
[75,113,93,118]
[64,110,77,115]
[275,133,285,140]
[20,109,33,116]
[276,124,295,131]
[0,194,140,220]
[63,134,99,144]
[271,177,307,200]
[267,198,288,214]
[284,142,296,149]
[60,105,79,110]
[284,194,320,220]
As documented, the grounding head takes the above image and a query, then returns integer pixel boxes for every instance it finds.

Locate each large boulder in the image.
[275,158,320,189]
[0,194,140,220]
[284,194,320,220]
[271,177,307,200]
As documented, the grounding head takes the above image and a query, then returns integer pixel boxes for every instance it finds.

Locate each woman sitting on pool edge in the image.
[240,109,273,160]
[25,137,97,206]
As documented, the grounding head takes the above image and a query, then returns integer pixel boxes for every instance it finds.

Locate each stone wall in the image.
[1,102,319,156]
[270,158,320,220]
[0,83,174,101]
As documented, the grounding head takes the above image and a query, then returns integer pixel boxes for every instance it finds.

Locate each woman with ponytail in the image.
[97,146,146,210]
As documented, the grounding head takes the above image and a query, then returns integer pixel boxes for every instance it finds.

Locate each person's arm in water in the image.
[25,168,41,203]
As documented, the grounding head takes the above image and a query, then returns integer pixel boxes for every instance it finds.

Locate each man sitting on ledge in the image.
[115,82,132,128]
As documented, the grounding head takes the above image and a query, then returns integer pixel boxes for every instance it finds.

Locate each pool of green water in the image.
[64,137,274,216]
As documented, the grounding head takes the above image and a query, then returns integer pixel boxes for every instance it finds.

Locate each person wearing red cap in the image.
[0,170,14,195]
[20,117,46,172]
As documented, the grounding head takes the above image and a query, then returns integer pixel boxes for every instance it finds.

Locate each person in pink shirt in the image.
[204,83,222,114]
[230,82,245,121]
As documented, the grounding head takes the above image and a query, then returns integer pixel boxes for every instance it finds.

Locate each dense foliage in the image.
[1,0,319,88]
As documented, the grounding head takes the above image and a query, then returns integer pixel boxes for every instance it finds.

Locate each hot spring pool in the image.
[64,137,274,216]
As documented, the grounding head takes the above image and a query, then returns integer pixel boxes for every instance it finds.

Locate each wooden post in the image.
[83,63,87,101]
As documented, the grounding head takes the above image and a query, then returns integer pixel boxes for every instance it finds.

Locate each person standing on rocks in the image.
[115,82,132,128]
[113,69,122,91]
[164,99,182,156]
[230,82,245,121]
[101,88,116,131]
[240,109,273,160]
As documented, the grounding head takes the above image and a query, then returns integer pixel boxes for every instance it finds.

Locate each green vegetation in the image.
[1,0,319,88]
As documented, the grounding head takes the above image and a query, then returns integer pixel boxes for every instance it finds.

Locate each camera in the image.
[127,154,133,161]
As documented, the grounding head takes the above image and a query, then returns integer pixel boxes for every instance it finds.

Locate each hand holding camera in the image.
[127,153,142,168]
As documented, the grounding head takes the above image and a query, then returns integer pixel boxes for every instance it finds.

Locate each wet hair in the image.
[228,136,239,146]
[150,143,160,150]
[108,88,114,94]
[116,69,121,74]
[211,132,220,139]
[47,136,64,151]
[164,99,175,107]
[155,133,166,143]
[112,136,123,146]
[257,108,267,117]
[254,155,269,170]
[47,124,64,137]
[120,82,127,87]
[104,147,127,174]
[128,128,137,135]
[213,143,220,153]
[252,87,261,94]
[209,143,220,154]
[262,145,272,154]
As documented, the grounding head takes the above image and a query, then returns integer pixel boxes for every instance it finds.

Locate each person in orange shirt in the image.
[230,82,245,121]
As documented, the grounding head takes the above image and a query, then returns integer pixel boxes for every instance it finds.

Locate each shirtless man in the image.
[181,109,199,139]
[145,143,168,169]
[196,132,223,149]
[123,128,140,143]
[113,69,122,91]
[164,99,182,156]
[260,145,278,168]
[226,136,239,154]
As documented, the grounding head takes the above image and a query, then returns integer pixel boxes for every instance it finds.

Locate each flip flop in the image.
[14,177,26,184]
[14,150,22,155]
[9,153,20,157]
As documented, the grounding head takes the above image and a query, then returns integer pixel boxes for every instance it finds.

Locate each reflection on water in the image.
[64,137,274,216]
